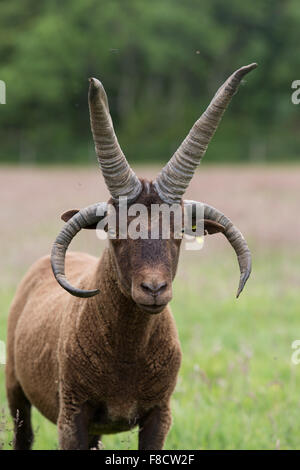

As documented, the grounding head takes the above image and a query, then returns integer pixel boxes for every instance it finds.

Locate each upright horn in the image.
[154,63,258,203]
[89,78,142,202]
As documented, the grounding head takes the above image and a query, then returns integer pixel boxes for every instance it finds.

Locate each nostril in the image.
[141,282,154,294]
[141,282,148,292]
[156,282,167,293]
[141,281,167,295]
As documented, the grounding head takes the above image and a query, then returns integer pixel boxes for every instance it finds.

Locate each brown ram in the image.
[6,63,256,450]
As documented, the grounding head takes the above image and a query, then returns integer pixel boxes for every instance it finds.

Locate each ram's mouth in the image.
[138,303,167,314]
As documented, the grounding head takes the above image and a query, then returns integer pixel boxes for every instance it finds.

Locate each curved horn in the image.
[184,200,252,297]
[51,202,107,298]
[89,78,142,202]
[154,63,258,203]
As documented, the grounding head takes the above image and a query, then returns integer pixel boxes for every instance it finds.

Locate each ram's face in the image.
[109,181,183,314]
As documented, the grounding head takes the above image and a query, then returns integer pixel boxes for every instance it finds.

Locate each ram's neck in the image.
[84,247,159,358]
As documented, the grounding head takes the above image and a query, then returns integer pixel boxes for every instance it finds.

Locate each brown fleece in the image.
[6,182,182,450]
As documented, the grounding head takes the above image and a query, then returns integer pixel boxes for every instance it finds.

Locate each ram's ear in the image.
[61,209,98,230]
[61,209,79,222]
[203,219,225,235]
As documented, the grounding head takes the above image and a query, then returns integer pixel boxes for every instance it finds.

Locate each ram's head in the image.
[51,64,257,311]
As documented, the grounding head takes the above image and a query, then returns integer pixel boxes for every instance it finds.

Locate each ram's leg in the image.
[88,434,102,450]
[58,403,91,450]
[138,405,172,450]
[6,382,34,450]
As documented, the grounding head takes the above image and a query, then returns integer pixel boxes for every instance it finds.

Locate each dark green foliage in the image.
[0,0,299,164]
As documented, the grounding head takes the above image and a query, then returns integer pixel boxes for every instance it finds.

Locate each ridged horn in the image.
[51,202,107,298]
[184,200,252,297]
[89,78,142,201]
[154,63,258,203]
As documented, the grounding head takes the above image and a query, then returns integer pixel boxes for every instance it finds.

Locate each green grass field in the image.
[1,166,299,450]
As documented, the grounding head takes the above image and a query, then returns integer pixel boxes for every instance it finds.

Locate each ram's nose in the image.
[140,281,167,297]
[131,271,173,313]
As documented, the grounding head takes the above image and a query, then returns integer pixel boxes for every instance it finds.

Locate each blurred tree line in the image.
[0,0,299,164]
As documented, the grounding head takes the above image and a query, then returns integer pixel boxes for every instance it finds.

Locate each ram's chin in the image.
[137,303,167,314]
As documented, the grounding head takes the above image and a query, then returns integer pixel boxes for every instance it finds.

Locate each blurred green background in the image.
[0,0,300,164]
[1,0,300,451]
